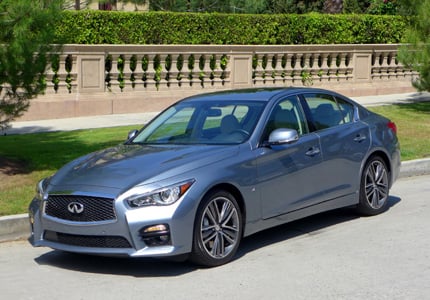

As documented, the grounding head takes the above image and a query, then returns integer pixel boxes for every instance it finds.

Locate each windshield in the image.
[131,100,266,145]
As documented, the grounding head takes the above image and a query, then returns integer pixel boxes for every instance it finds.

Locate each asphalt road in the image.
[1,175,429,300]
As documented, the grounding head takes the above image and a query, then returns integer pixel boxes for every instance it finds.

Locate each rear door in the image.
[301,92,371,200]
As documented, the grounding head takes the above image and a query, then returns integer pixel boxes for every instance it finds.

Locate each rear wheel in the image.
[357,156,390,216]
[190,190,243,267]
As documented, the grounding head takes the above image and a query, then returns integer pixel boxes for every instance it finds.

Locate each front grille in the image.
[44,230,131,248]
[45,195,116,222]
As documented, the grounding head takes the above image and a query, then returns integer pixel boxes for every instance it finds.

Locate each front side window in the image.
[131,100,265,145]
[303,93,354,131]
[262,95,308,141]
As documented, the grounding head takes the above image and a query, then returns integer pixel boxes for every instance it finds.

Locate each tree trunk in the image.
[324,0,343,13]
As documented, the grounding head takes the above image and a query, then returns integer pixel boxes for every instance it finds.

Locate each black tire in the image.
[357,156,390,216]
[189,189,243,267]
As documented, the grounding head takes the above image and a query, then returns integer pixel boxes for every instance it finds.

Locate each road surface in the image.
[1,175,429,300]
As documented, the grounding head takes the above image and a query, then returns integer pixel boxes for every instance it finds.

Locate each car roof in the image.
[180,87,342,103]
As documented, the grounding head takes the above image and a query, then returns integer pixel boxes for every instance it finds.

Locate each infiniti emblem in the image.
[67,202,84,214]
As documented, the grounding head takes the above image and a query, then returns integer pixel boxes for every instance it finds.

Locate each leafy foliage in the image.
[366,0,399,15]
[148,0,348,14]
[398,0,430,91]
[145,0,404,14]
[0,0,64,131]
[55,10,408,45]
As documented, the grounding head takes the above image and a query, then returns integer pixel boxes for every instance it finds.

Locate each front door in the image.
[255,95,324,219]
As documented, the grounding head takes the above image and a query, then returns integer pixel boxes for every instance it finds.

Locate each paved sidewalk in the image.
[4,91,430,135]
[5,112,158,135]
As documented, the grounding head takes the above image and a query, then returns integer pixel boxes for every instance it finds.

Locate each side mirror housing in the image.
[268,128,299,145]
[127,129,139,141]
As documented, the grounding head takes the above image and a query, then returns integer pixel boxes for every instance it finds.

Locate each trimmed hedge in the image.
[55,11,408,45]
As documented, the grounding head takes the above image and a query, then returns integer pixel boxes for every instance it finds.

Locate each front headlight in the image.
[126,179,195,208]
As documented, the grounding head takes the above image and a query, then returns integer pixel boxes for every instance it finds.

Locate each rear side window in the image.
[303,93,354,131]
[335,97,354,124]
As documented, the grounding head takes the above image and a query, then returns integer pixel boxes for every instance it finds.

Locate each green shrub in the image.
[55,11,409,45]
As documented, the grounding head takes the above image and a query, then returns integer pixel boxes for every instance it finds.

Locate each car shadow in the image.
[34,251,196,277]
[34,195,401,277]
[237,195,401,259]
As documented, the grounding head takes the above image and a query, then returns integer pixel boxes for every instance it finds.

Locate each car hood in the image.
[49,143,239,191]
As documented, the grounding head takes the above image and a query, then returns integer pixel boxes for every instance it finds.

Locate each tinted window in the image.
[262,95,308,141]
[203,105,249,130]
[133,100,265,145]
[303,93,353,131]
[147,107,195,141]
[335,97,354,123]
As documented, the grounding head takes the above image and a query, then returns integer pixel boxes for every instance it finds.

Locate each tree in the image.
[366,0,398,15]
[0,0,64,131]
[149,0,228,12]
[148,0,327,13]
[343,0,361,13]
[99,0,149,10]
[398,0,430,91]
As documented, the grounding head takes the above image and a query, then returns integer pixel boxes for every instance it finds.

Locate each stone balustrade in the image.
[22,44,418,121]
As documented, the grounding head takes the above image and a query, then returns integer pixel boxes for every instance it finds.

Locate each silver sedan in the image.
[29,87,400,267]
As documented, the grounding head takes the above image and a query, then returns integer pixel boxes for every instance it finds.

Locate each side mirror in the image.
[127,129,139,141]
[268,128,299,145]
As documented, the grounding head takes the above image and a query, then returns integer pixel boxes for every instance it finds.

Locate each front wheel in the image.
[357,156,390,216]
[190,190,243,267]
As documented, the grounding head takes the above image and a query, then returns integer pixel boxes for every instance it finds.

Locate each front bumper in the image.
[28,195,194,258]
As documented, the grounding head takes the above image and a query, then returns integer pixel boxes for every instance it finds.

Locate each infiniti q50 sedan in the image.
[29,87,400,267]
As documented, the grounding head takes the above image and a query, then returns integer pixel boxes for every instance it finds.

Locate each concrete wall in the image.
[20,44,418,121]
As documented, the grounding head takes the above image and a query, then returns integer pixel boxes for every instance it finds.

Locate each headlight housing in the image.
[126,179,195,208]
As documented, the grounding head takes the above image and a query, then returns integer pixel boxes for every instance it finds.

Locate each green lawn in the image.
[0,101,429,216]
[0,125,137,216]
[368,102,430,160]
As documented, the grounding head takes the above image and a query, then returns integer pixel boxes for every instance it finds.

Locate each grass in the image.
[0,101,429,216]
[0,125,137,216]
[368,102,430,161]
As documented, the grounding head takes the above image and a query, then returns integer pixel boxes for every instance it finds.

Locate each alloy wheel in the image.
[364,160,389,209]
[199,196,240,259]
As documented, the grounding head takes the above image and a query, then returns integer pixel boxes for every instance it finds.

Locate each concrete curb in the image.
[399,157,430,179]
[0,214,29,243]
[1,159,429,244]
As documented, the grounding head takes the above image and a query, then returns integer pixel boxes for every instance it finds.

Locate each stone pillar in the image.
[77,54,105,92]
[230,54,253,88]
[353,53,372,82]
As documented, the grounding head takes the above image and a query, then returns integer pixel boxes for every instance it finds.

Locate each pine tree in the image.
[398,0,430,91]
[0,0,64,131]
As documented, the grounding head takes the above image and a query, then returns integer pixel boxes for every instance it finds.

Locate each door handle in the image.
[306,147,320,156]
[354,134,367,142]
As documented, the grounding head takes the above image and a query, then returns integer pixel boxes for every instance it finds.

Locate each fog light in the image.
[144,224,168,233]
[139,224,171,247]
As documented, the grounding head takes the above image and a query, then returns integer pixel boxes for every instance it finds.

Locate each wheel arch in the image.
[364,150,393,186]
[201,183,247,234]
[189,182,246,266]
